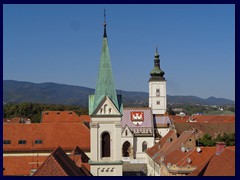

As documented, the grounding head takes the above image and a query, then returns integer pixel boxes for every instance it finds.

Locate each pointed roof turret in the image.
[89,10,121,115]
[149,47,165,81]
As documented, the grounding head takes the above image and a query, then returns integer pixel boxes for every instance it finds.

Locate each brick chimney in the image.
[216,142,225,155]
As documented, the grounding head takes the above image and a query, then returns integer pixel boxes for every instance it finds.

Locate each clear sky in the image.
[3,4,235,100]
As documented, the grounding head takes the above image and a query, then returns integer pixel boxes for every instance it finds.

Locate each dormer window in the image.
[18,140,26,144]
[35,140,42,144]
[3,140,11,144]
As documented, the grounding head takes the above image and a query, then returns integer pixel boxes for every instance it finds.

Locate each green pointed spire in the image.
[89,11,120,115]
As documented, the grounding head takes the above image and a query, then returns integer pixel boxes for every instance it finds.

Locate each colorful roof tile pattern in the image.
[121,107,153,128]
[153,115,172,125]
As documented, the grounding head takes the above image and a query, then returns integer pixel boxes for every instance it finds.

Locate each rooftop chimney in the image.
[216,142,225,155]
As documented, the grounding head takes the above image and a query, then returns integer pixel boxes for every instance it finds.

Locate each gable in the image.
[92,96,121,116]
[122,125,133,138]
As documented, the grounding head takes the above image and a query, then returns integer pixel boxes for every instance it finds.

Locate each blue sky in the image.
[3,4,235,100]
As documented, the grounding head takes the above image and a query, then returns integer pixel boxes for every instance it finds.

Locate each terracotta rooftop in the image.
[146,131,196,165]
[145,130,177,157]
[164,147,216,168]
[33,147,92,176]
[171,115,235,123]
[70,146,90,172]
[3,156,48,176]
[79,115,91,122]
[41,111,83,123]
[189,147,235,176]
[3,122,90,152]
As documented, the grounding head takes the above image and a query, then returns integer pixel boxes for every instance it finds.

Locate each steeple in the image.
[89,10,120,115]
[103,9,107,38]
[149,47,165,81]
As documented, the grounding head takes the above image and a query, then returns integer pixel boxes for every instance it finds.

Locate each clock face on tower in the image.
[131,111,144,126]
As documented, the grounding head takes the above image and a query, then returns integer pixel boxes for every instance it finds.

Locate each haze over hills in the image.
[3,80,235,106]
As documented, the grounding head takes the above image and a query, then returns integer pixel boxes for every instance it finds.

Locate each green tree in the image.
[199,134,215,146]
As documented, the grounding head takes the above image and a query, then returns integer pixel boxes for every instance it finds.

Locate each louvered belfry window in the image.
[102,132,110,157]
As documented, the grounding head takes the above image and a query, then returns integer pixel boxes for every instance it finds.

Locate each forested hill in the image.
[3,80,235,106]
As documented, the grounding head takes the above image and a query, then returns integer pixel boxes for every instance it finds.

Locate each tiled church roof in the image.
[153,115,172,125]
[121,107,153,128]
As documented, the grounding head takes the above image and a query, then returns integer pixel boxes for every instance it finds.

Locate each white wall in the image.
[135,136,154,159]
[149,81,167,115]
[91,164,122,176]
[157,128,170,138]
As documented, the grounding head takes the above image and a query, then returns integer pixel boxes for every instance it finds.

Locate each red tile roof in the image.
[70,146,91,172]
[189,147,235,176]
[145,130,177,157]
[164,147,216,167]
[79,115,91,122]
[33,147,92,176]
[171,115,235,123]
[3,122,90,152]
[3,156,48,176]
[146,130,196,165]
[41,111,83,123]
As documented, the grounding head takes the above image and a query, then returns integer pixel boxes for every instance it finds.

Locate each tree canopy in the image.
[3,102,88,123]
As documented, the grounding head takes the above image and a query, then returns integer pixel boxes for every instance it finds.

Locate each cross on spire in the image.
[103,9,107,37]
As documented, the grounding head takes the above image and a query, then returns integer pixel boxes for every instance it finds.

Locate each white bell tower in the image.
[149,48,167,115]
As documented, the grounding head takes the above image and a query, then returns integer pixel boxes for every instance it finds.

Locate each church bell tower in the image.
[88,11,123,176]
[149,48,167,115]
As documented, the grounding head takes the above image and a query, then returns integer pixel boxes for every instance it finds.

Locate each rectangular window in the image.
[18,140,26,144]
[157,101,160,105]
[35,140,42,144]
[156,89,160,96]
[3,140,11,144]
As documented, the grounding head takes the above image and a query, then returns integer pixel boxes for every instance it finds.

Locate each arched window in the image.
[142,141,147,152]
[122,141,131,157]
[102,132,110,157]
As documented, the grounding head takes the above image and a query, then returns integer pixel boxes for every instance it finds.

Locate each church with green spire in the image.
[88,11,171,177]
[89,11,123,176]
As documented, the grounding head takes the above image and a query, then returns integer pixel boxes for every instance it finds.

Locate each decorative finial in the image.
[155,46,159,57]
[104,8,106,25]
[103,9,107,37]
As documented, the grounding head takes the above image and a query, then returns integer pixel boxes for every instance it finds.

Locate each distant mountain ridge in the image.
[3,80,235,106]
